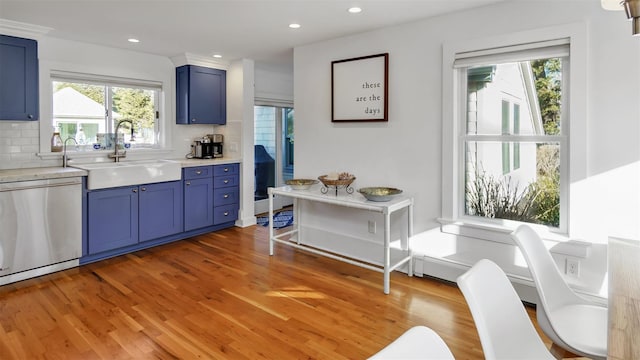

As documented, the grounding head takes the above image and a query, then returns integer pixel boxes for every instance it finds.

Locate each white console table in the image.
[268,185,413,294]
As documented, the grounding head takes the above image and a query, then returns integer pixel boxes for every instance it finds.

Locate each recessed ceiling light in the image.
[348,7,362,14]
[128,38,140,43]
[289,23,301,29]
[213,54,222,58]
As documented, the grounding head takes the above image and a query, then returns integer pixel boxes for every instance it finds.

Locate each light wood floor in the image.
[0,224,551,359]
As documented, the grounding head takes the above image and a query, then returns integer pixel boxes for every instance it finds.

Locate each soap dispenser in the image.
[51,127,63,152]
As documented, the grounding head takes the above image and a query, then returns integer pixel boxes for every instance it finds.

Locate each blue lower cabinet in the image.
[83,163,239,262]
[184,176,214,231]
[87,181,183,254]
[139,181,183,242]
[213,164,239,224]
[88,186,139,254]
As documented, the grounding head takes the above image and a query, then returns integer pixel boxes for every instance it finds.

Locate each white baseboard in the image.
[414,255,607,306]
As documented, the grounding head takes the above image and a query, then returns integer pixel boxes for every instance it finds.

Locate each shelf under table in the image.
[267,185,414,294]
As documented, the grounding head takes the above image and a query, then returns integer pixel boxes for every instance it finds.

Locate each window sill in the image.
[437,217,592,258]
[37,147,174,161]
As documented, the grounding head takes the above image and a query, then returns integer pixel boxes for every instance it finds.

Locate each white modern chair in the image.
[457,259,555,360]
[368,325,455,359]
[511,225,607,360]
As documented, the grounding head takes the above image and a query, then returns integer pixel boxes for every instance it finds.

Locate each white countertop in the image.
[0,158,242,183]
[0,167,88,183]
[176,157,242,168]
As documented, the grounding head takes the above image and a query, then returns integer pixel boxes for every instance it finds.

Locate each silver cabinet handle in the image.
[223,194,229,198]
[223,212,229,216]
[196,170,202,175]
[224,167,229,172]
[192,118,197,122]
[185,181,191,186]
[141,187,146,192]
[132,188,138,193]
[223,180,229,184]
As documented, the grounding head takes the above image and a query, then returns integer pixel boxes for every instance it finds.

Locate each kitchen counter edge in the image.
[176,158,241,168]
[0,167,88,183]
[0,158,242,183]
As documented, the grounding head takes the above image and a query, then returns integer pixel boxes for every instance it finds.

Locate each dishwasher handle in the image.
[0,178,82,192]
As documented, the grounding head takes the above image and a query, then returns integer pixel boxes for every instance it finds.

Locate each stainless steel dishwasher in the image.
[0,177,82,285]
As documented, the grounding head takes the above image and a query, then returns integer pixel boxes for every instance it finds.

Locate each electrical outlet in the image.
[565,258,580,278]
[368,220,376,234]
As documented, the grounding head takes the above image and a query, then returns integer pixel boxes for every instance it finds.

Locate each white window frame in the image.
[441,23,587,242]
[39,69,171,159]
[51,71,161,144]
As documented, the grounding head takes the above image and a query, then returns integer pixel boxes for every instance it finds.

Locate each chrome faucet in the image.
[108,119,133,162]
[62,137,78,168]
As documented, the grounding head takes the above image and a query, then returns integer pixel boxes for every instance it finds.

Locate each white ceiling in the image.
[0,0,505,69]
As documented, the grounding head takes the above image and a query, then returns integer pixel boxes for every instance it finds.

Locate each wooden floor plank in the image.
[0,224,551,359]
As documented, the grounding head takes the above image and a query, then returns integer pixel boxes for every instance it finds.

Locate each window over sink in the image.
[51,73,161,150]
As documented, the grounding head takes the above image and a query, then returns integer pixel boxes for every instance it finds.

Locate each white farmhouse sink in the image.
[72,159,182,190]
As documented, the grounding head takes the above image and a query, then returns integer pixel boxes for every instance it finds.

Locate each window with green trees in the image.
[460,44,567,229]
[52,78,159,148]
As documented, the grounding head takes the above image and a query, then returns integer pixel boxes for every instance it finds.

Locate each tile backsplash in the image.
[0,121,57,170]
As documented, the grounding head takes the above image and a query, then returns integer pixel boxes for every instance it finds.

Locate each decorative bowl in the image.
[285,179,318,190]
[358,187,403,202]
[317,174,356,187]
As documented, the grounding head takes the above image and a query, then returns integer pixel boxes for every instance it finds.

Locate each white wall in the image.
[294,1,640,298]
[227,58,257,227]
[255,62,293,104]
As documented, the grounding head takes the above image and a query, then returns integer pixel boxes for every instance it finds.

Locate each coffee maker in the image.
[209,134,223,158]
[193,136,213,159]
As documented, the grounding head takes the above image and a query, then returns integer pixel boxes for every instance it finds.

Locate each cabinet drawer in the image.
[214,187,238,206]
[213,163,238,177]
[213,204,238,225]
[183,166,212,180]
[214,174,238,188]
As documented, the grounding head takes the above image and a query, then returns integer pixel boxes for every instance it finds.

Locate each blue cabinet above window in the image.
[176,65,226,125]
[0,35,39,121]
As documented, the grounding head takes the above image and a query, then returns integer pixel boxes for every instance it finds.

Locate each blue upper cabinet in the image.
[176,65,226,125]
[0,35,39,121]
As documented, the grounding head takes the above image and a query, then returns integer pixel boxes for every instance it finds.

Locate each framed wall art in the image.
[331,53,388,122]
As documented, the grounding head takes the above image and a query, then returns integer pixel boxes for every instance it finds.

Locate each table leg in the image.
[408,203,414,277]
[294,198,300,244]
[268,190,274,256]
[384,211,391,294]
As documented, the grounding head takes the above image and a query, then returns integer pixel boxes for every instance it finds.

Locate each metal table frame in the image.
[268,186,413,294]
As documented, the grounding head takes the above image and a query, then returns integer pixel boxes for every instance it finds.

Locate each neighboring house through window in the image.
[51,73,160,149]
[457,39,569,229]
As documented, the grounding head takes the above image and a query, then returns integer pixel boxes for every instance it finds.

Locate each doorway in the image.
[254,105,294,214]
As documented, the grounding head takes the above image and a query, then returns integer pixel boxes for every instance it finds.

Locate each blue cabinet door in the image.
[139,181,183,242]
[87,186,138,254]
[184,177,214,231]
[0,35,38,121]
[176,65,226,124]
